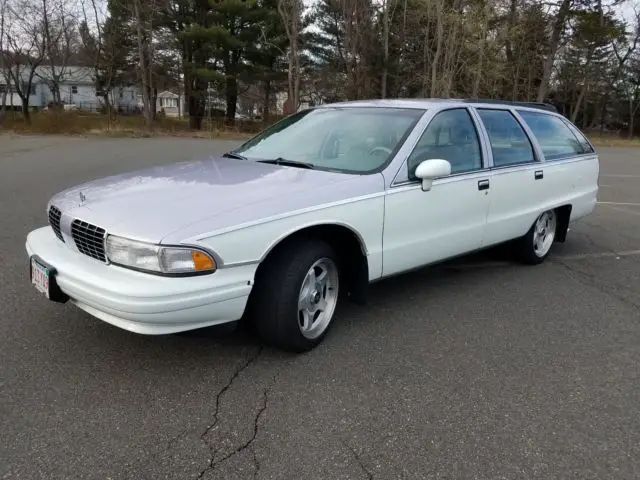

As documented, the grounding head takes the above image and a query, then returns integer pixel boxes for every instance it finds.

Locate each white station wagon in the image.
[26,99,599,351]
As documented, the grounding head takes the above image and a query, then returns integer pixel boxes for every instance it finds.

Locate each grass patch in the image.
[587,135,640,148]
[0,110,269,140]
[4,110,640,148]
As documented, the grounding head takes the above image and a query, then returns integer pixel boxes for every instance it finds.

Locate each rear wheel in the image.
[250,239,340,352]
[516,209,557,264]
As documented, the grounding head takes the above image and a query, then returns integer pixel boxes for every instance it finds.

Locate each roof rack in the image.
[461,99,558,113]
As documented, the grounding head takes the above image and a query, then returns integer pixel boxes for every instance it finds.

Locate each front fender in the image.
[190,195,385,280]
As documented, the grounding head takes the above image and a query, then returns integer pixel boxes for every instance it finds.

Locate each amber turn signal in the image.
[192,250,216,271]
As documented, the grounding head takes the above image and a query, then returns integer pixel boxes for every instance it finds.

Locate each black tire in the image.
[515,209,558,265]
[248,238,341,352]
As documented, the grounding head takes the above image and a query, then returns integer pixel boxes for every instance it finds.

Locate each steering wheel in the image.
[369,146,392,156]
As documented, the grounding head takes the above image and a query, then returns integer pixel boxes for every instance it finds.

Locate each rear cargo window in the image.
[518,111,589,160]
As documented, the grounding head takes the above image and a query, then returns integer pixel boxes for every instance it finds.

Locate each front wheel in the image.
[250,239,340,352]
[516,209,558,265]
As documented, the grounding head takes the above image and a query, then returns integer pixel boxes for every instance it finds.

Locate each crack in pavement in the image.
[197,346,264,479]
[209,386,269,476]
[556,260,640,313]
[252,440,261,480]
[197,346,264,478]
[580,220,640,245]
[343,441,374,479]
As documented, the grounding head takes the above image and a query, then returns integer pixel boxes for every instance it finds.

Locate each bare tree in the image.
[440,1,464,97]
[598,6,640,133]
[80,0,123,119]
[38,0,77,107]
[429,0,444,97]
[278,0,303,112]
[471,1,491,98]
[0,0,9,122]
[0,0,47,123]
[537,0,573,102]
[623,53,640,137]
[131,0,156,128]
[342,0,376,99]
[379,0,397,98]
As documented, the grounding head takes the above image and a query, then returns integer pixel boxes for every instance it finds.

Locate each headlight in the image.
[105,235,217,275]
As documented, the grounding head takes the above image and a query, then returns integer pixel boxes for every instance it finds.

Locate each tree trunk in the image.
[102,92,111,118]
[381,0,389,98]
[473,19,487,98]
[0,85,7,111]
[263,79,271,123]
[132,0,152,130]
[189,77,206,130]
[21,98,30,124]
[182,46,198,129]
[571,86,587,124]
[537,0,572,103]
[294,50,300,110]
[188,93,203,130]
[0,87,7,128]
[151,86,157,120]
[430,0,444,98]
[226,74,237,123]
[422,27,429,96]
[629,92,640,138]
[279,0,301,111]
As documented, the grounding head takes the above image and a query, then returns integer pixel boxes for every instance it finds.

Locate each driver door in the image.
[382,108,492,277]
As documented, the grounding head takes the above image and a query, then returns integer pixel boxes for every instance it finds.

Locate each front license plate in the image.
[31,258,50,298]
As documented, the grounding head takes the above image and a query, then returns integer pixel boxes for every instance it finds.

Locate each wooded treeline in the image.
[2,0,640,135]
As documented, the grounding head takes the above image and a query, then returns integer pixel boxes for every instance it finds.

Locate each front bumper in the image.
[25,227,256,334]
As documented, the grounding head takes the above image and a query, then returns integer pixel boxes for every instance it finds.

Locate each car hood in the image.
[50,156,379,243]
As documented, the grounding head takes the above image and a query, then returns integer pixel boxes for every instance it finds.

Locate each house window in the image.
[160,97,177,108]
[71,85,78,94]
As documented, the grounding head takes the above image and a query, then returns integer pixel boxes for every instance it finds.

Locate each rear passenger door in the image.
[474,108,545,247]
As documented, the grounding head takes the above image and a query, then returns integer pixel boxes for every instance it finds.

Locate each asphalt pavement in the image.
[1,135,639,480]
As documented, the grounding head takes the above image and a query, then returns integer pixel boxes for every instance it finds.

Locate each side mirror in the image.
[414,159,452,191]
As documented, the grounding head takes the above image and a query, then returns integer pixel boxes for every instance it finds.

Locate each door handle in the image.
[478,179,490,191]
[535,170,544,180]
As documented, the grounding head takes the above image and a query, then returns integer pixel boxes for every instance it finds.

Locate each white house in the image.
[0,65,139,111]
[156,90,185,117]
[139,90,232,119]
[274,90,316,115]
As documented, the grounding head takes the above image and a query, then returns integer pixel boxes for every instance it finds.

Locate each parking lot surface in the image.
[1,135,639,479]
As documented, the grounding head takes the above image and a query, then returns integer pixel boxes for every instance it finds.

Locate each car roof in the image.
[317,98,560,115]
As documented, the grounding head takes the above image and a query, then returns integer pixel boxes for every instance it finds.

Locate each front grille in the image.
[48,206,64,242]
[71,220,106,262]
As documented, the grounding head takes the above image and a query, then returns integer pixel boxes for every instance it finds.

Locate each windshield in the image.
[232,107,426,173]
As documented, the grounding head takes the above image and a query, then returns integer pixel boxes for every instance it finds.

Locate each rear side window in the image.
[517,111,589,160]
[477,109,535,167]
[562,119,595,154]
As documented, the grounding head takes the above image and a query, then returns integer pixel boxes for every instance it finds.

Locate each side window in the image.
[563,118,594,154]
[477,109,535,167]
[517,110,588,160]
[407,108,482,178]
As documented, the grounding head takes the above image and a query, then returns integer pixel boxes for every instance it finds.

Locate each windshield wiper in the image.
[222,152,247,160]
[258,157,315,169]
